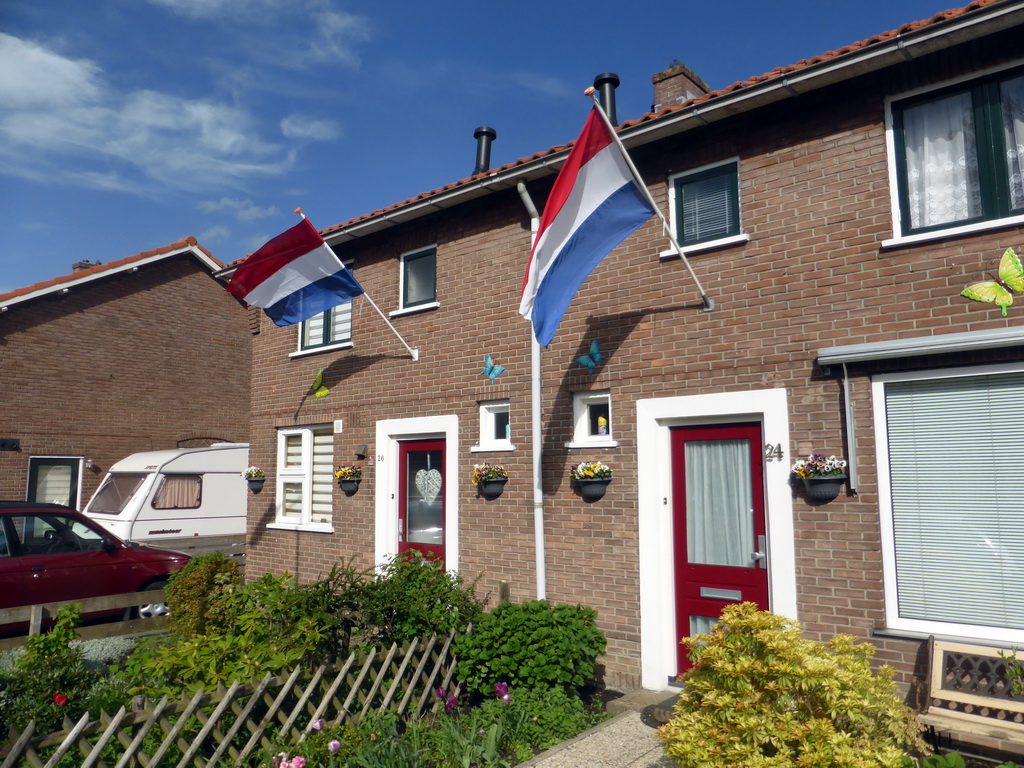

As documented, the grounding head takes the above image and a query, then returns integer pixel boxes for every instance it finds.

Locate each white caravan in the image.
[83,443,248,555]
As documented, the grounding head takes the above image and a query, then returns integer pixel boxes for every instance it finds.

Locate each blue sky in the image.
[1,0,950,294]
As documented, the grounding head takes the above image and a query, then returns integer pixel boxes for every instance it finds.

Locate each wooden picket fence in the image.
[1,630,460,768]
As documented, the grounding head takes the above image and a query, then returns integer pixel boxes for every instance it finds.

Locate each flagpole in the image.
[296,209,420,360]
[584,89,715,312]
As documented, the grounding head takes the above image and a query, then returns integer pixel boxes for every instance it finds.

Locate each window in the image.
[473,401,512,451]
[151,475,201,509]
[300,302,352,351]
[892,68,1024,236]
[872,364,1024,642]
[400,247,437,310]
[88,473,147,515]
[275,426,334,530]
[568,391,615,447]
[670,160,741,247]
[27,457,80,508]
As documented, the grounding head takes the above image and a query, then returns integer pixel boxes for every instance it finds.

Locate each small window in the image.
[569,391,615,446]
[891,67,1024,236]
[275,426,334,530]
[671,160,740,246]
[88,473,148,515]
[151,475,202,509]
[474,401,513,451]
[300,302,352,351]
[401,247,437,310]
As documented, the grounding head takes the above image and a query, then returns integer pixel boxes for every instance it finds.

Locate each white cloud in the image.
[510,72,571,100]
[200,197,277,221]
[199,224,232,242]
[281,114,341,141]
[0,34,299,194]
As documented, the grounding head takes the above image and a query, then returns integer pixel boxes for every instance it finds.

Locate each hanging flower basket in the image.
[575,477,611,501]
[246,477,265,494]
[802,475,847,502]
[478,476,508,500]
[338,478,361,496]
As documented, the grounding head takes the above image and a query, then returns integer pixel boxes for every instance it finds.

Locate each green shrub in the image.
[657,603,929,768]
[165,550,241,637]
[452,600,606,694]
[362,551,484,646]
[0,605,99,734]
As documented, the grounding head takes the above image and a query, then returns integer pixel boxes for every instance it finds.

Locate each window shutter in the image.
[310,430,334,524]
[884,372,1024,630]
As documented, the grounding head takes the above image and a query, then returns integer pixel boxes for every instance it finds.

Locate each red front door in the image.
[398,440,445,565]
[671,423,768,673]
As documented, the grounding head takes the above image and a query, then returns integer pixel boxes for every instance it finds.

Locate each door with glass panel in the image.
[398,440,445,564]
[670,423,768,673]
[27,457,81,508]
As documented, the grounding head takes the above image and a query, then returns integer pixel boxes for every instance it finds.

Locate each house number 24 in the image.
[764,443,784,462]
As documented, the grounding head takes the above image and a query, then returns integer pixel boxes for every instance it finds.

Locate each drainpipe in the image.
[517,181,545,600]
[473,126,497,176]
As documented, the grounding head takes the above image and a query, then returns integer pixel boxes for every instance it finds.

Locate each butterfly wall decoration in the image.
[310,369,330,399]
[481,354,505,382]
[575,339,605,373]
[961,247,1024,317]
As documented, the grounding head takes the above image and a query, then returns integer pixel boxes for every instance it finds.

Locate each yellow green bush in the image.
[657,603,928,768]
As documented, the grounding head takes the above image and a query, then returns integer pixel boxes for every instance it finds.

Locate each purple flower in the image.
[494,682,508,698]
[327,740,341,753]
[444,693,459,713]
[435,686,446,699]
[310,718,324,732]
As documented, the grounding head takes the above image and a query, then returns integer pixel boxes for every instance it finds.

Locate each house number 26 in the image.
[764,443,784,462]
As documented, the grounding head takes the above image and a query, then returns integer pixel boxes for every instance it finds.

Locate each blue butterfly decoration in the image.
[481,354,505,382]
[575,340,605,373]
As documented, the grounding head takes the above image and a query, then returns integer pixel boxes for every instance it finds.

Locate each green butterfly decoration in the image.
[310,369,330,399]
[961,247,1024,317]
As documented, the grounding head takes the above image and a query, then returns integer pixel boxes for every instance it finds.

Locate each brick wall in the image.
[0,257,251,506]
[245,36,1024,692]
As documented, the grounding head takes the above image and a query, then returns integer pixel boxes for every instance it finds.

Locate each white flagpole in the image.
[584,89,715,312]
[296,209,419,360]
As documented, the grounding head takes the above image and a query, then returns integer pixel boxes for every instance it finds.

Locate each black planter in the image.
[246,477,265,494]
[802,474,847,502]
[338,478,361,496]
[576,477,611,501]
[478,477,507,500]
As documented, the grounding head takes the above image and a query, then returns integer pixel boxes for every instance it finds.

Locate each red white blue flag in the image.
[227,217,364,327]
[519,107,654,347]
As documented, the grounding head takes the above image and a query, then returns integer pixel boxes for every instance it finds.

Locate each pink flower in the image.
[291,757,306,768]
[327,740,342,753]
[310,718,324,732]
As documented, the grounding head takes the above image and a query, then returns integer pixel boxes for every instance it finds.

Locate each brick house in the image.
[241,0,1023,734]
[0,238,252,509]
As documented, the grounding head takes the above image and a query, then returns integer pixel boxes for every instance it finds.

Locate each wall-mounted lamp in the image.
[85,458,94,469]
[355,444,368,460]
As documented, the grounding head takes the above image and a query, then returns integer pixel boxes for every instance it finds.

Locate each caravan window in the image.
[89,473,148,514]
[152,475,202,509]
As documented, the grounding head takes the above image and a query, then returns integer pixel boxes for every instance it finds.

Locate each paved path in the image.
[519,712,675,768]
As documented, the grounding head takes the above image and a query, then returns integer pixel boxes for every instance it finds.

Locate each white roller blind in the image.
[884,372,1024,630]
[311,430,334,524]
[680,167,737,244]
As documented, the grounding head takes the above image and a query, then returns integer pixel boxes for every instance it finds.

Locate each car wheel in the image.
[136,581,170,619]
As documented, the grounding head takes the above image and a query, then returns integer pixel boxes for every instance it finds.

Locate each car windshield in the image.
[89,473,148,514]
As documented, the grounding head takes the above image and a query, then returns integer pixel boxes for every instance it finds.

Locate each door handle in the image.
[31,565,45,572]
[751,535,767,569]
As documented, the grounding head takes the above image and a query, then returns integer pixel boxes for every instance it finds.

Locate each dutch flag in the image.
[519,107,655,347]
[227,217,364,327]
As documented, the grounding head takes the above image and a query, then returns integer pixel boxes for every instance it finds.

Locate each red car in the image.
[0,502,190,624]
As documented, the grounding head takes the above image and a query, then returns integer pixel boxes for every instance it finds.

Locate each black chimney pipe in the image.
[473,126,497,175]
[593,72,620,125]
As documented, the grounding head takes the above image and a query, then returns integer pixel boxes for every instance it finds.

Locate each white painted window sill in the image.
[659,233,749,260]
[289,341,354,359]
[470,444,516,453]
[565,440,618,449]
[267,522,334,534]
[881,213,1024,249]
[389,301,440,318]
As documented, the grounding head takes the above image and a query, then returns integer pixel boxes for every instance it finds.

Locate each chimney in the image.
[71,260,101,271]
[473,126,497,175]
[593,73,620,125]
[652,60,710,112]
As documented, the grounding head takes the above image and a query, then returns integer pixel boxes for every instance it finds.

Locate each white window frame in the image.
[391,245,439,316]
[270,425,334,533]
[661,157,748,260]
[472,400,513,452]
[881,59,1024,249]
[291,302,354,358]
[871,360,1024,644]
[566,391,616,448]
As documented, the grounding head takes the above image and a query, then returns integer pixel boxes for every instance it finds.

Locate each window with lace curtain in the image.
[892,67,1024,236]
[274,426,334,531]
